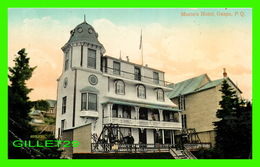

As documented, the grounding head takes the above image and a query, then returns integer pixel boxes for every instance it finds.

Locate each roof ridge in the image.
[176,73,207,85]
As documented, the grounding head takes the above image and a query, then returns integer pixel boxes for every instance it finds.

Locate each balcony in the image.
[80,110,99,118]
[103,117,182,129]
[102,66,174,87]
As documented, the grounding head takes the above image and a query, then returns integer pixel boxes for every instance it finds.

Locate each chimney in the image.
[119,50,122,60]
[223,68,227,78]
[126,56,129,62]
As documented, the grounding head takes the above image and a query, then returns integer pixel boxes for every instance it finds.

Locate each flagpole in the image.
[141,37,143,66]
[140,29,143,66]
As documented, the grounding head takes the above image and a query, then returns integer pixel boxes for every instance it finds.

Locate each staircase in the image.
[169,147,197,159]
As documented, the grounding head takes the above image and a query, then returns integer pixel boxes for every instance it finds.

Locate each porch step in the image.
[169,148,196,159]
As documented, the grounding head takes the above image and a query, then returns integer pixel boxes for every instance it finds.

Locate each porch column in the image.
[108,103,113,123]
[162,129,165,144]
[134,106,140,118]
[134,106,140,126]
[171,130,175,145]
[159,109,163,121]
[155,128,159,144]
[178,112,181,123]
[172,130,176,146]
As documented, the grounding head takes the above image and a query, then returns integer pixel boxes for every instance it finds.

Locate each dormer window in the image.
[156,88,164,101]
[88,49,96,69]
[153,72,159,84]
[115,80,125,95]
[134,67,141,81]
[137,84,146,99]
[113,61,120,75]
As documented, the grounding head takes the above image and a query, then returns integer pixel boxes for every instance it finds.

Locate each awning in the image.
[80,86,100,93]
[102,100,181,112]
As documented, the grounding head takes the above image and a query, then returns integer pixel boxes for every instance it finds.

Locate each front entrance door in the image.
[139,129,147,144]
[164,130,172,144]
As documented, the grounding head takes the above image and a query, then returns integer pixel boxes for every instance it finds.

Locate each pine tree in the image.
[213,79,252,159]
[8,48,37,158]
[8,49,62,159]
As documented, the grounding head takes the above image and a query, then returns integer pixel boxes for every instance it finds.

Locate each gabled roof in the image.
[46,99,57,108]
[167,74,242,99]
[195,78,224,92]
[166,74,209,99]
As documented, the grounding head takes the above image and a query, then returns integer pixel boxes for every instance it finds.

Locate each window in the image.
[87,49,96,69]
[62,96,67,114]
[61,119,65,136]
[182,114,187,129]
[61,120,65,131]
[65,52,69,71]
[88,93,97,111]
[81,93,87,110]
[178,95,185,110]
[81,92,97,111]
[137,85,146,98]
[113,61,120,75]
[154,129,163,144]
[134,67,141,81]
[80,45,83,67]
[115,80,125,95]
[153,72,159,84]
[164,130,172,144]
[156,89,164,101]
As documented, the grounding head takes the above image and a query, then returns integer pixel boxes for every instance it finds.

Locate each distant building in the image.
[167,71,242,147]
[45,99,57,116]
[29,99,57,134]
[55,19,182,158]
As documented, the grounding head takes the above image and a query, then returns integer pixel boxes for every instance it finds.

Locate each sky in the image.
[8,8,252,101]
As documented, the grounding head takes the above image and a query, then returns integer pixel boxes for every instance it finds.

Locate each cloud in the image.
[8,17,252,100]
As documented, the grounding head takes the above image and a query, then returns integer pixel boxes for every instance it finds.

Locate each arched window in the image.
[115,80,125,95]
[137,84,146,99]
[156,88,164,101]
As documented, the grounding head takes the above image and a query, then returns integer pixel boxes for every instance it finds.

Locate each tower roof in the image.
[66,21,102,46]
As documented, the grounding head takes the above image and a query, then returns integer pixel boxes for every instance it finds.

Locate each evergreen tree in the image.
[8,48,37,158]
[213,80,252,159]
[8,49,62,159]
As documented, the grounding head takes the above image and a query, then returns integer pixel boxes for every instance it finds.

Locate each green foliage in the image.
[213,80,252,159]
[33,100,50,111]
[34,134,63,159]
[44,117,56,125]
[8,48,62,159]
[8,48,37,158]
